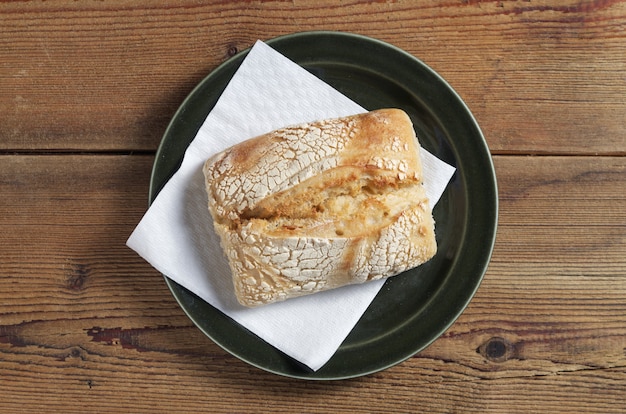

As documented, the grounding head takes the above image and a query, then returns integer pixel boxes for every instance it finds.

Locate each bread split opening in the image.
[238,165,425,239]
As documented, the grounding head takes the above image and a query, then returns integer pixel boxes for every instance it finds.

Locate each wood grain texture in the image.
[1,0,625,154]
[2,1,625,412]
[0,154,624,413]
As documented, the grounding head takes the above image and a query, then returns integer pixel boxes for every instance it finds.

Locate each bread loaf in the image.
[203,108,437,307]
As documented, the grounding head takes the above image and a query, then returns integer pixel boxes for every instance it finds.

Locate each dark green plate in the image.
[150,31,497,380]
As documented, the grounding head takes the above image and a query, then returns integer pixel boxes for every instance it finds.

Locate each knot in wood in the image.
[478,336,514,363]
[227,45,238,57]
[66,261,90,291]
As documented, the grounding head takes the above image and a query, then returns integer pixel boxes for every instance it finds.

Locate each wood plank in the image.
[1,0,625,154]
[0,154,625,412]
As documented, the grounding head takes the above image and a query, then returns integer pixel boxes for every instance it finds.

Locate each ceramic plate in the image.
[150,31,498,380]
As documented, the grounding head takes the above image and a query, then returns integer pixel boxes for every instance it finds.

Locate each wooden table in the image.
[1,1,625,412]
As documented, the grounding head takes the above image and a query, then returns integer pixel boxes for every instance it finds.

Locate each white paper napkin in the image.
[127,40,456,371]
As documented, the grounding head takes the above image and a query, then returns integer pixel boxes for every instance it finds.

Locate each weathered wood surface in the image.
[1,0,625,412]
[0,155,624,413]
[1,0,625,154]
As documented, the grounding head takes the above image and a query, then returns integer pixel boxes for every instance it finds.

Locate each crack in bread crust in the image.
[242,166,427,239]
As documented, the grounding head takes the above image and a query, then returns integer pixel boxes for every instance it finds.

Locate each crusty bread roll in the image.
[203,108,436,307]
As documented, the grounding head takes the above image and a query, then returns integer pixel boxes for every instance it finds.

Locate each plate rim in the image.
[150,30,498,380]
